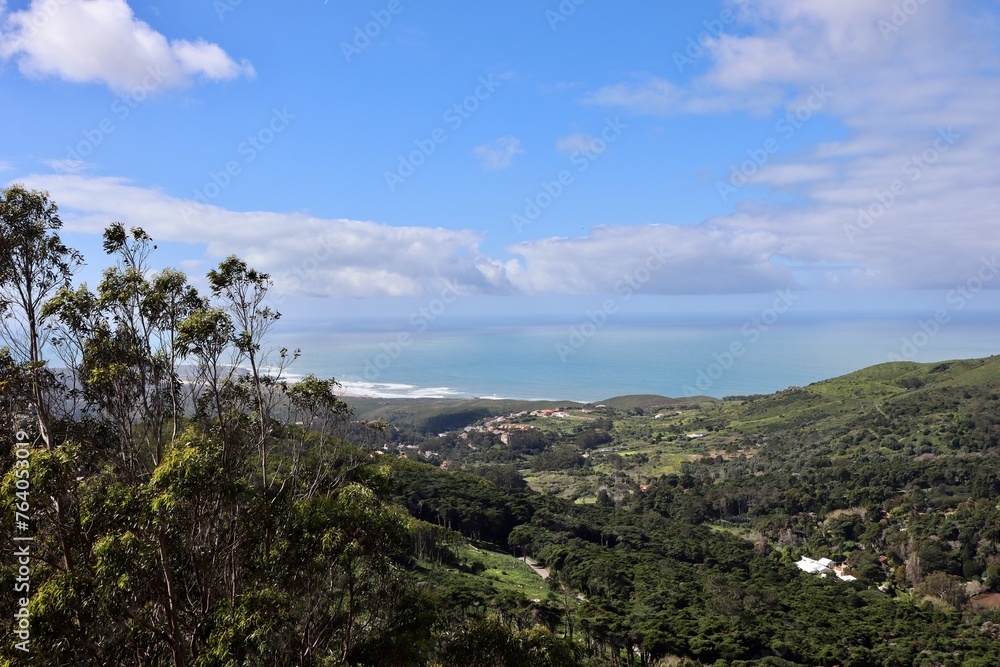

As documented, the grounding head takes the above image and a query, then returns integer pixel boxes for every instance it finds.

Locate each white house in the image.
[796,556,835,575]
[797,556,857,581]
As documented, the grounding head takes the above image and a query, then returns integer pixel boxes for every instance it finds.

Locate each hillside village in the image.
[462,408,581,444]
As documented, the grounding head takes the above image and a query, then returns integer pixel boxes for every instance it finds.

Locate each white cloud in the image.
[15,139,1000,301]
[0,159,12,172]
[473,136,524,170]
[172,39,254,81]
[17,174,512,299]
[579,0,1000,292]
[586,1,964,118]
[504,225,792,295]
[0,0,253,92]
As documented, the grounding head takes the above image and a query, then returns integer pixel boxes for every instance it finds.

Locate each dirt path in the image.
[523,556,550,580]
[972,593,1000,609]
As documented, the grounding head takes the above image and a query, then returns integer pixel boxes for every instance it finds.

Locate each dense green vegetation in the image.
[370,357,1000,664]
[0,187,576,666]
[2,186,999,665]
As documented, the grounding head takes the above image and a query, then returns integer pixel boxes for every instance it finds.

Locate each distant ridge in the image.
[596,394,713,411]
[343,394,718,431]
[342,355,1000,430]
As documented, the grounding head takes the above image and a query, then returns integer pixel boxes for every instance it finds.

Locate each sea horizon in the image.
[271,311,1000,403]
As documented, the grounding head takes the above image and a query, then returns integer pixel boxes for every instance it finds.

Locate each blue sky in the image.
[2,0,999,329]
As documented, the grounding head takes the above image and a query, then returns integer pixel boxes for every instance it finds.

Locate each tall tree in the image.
[46,225,199,476]
[208,256,284,487]
[0,185,82,447]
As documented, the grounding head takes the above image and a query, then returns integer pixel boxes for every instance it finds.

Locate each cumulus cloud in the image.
[586,0,967,119]
[473,136,524,170]
[580,0,1000,292]
[503,225,792,295]
[0,0,253,92]
[18,174,512,298]
[12,171,797,298]
[13,149,999,300]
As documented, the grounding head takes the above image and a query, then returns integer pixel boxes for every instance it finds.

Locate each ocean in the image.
[271,310,1000,402]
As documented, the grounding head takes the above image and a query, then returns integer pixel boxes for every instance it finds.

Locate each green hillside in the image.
[596,394,712,411]
[378,355,1000,666]
[346,396,586,432]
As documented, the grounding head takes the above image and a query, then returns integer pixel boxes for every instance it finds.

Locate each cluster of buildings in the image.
[457,407,580,444]
[529,409,573,418]
[460,416,534,445]
[796,556,858,582]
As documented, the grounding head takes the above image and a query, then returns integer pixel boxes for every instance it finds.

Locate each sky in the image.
[2,0,999,337]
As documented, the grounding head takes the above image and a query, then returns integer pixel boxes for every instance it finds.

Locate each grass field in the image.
[415,537,558,607]
[459,542,553,601]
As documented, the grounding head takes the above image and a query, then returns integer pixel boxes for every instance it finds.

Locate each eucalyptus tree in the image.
[3,212,448,665]
[0,185,82,447]
[207,256,285,487]
[46,224,203,475]
[96,223,175,469]
[145,268,203,443]
[280,374,357,497]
